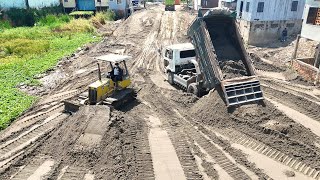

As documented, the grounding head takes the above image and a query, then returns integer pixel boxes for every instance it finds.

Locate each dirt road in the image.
[1,5,320,180]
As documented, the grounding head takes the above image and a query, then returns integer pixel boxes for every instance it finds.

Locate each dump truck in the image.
[186,8,263,106]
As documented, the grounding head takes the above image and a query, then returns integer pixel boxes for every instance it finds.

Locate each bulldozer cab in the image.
[95,54,131,80]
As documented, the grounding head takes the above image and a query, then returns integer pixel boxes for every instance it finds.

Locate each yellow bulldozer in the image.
[64,54,135,112]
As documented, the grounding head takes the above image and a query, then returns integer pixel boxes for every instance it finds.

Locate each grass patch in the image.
[0,17,102,130]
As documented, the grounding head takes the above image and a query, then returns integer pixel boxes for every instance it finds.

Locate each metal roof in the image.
[95,54,132,63]
[166,43,195,50]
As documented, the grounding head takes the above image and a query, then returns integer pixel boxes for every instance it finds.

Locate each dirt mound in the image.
[26,106,142,179]
[250,53,285,72]
[190,90,320,168]
[219,60,248,79]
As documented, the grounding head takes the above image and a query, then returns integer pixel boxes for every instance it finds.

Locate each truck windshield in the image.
[180,50,196,58]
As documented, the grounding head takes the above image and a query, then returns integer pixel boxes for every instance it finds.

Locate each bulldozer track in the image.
[147,95,252,179]
[10,155,55,180]
[263,87,320,123]
[0,113,66,163]
[179,117,252,180]
[37,89,82,106]
[58,166,88,180]
[261,79,320,102]
[215,128,320,180]
[129,121,155,179]
[169,131,203,180]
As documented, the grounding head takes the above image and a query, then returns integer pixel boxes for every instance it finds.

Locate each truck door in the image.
[164,49,175,72]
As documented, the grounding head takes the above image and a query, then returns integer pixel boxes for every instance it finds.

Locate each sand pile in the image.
[250,53,285,72]
[219,60,248,79]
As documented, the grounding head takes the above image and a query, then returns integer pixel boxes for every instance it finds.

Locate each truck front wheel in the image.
[187,83,199,97]
[168,72,174,85]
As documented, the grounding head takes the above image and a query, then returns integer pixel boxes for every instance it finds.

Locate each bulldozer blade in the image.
[103,88,135,109]
[64,100,81,113]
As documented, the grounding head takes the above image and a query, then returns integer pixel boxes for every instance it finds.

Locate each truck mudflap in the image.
[222,76,264,106]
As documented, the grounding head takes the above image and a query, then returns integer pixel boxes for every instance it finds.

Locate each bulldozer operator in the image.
[109,63,123,90]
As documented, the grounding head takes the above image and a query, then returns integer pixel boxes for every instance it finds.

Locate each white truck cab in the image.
[164,43,196,73]
[163,43,202,95]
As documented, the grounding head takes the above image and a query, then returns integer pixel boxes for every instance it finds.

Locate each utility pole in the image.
[25,0,30,9]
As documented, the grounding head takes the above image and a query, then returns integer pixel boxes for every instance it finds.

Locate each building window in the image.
[306,7,320,25]
[291,1,298,11]
[257,2,264,12]
[246,2,250,12]
[64,0,68,2]
[97,0,101,2]
[117,0,121,4]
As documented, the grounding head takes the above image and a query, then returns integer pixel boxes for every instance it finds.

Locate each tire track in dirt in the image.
[10,155,55,180]
[139,82,260,179]
[0,113,67,169]
[263,85,320,123]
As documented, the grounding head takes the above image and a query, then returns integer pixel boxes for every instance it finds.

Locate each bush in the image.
[91,11,115,28]
[37,14,71,27]
[59,19,95,33]
[5,6,64,27]
[0,39,50,56]
[0,20,12,31]
[6,8,36,27]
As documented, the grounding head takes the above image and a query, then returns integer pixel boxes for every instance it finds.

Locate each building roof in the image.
[95,54,132,63]
[166,43,195,50]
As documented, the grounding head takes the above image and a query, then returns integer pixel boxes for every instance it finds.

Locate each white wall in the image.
[63,0,76,8]
[0,0,26,9]
[301,1,320,42]
[95,0,108,7]
[0,0,60,9]
[28,0,60,8]
[237,0,305,21]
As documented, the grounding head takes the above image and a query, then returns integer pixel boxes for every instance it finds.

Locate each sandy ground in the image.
[1,4,320,180]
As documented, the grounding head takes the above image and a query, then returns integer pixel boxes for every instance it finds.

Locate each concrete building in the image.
[236,0,305,45]
[219,0,237,10]
[0,0,60,9]
[301,0,320,42]
[194,0,219,10]
[63,0,109,11]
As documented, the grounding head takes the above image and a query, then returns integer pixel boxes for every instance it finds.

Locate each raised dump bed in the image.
[188,8,263,106]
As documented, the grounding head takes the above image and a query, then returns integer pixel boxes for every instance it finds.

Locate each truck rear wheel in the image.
[168,72,174,85]
[187,83,199,96]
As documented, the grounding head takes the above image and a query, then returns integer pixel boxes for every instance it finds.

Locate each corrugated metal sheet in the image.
[237,0,305,21]
[0,0,26,9]
[77,0,96,10]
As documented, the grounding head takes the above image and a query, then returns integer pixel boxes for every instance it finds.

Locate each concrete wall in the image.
[63,0,76,8]
[301,0,320,42]
[194,0,201,10]
[237,0,305,21]
[95,0,109,7]
[0,0,26,9]
[238,19,303,45]
[28,0,60,8]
